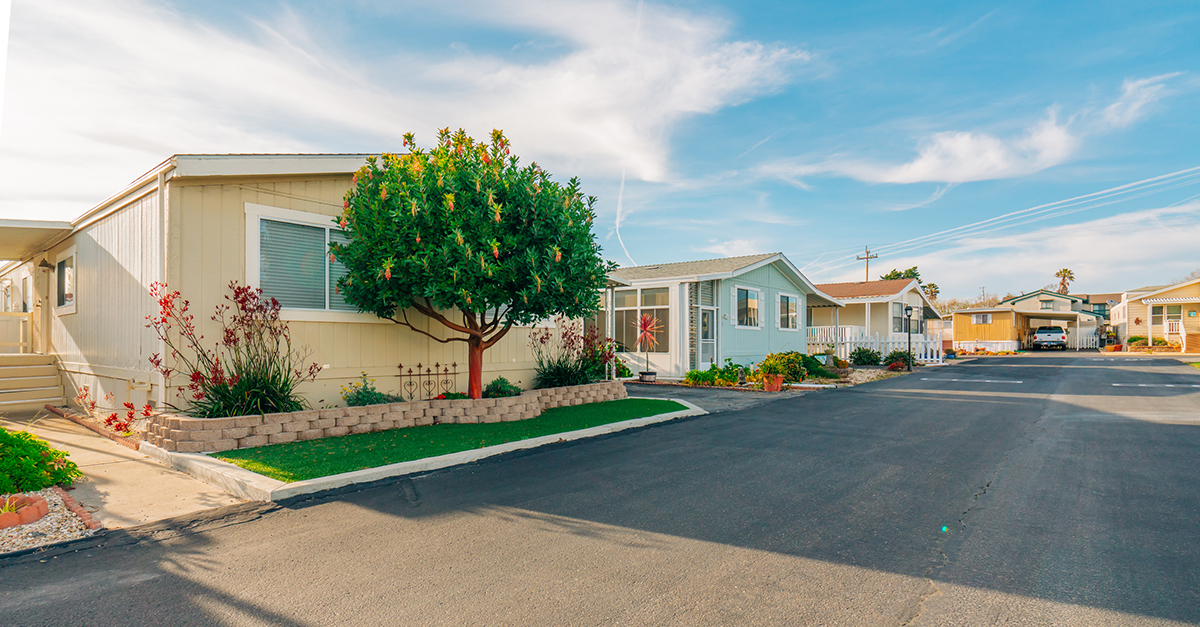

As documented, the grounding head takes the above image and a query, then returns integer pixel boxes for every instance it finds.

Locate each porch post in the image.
[1148,306,1153,347]
[865,302,872,336]
[834,306,841,359]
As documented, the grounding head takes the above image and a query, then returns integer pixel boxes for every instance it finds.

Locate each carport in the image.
[1018,310,1103,349]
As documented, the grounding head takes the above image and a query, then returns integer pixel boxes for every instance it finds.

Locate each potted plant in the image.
[760,359,786,392]
[823,347,837,367]
[635,313,662,383]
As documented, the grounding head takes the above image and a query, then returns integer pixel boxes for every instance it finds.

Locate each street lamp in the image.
[904,304,914,372]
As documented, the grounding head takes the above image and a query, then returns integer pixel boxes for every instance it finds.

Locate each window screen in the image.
[260,219,326,309]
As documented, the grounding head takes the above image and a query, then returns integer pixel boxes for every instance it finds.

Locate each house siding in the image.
[43,186,164,408]
[170,175,541,406]
[1123,283,1200,340]
[717,264,807,367]
[952,311,1020,342]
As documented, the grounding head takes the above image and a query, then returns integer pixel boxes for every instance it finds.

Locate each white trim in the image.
[777,291,800,331]
[733,284,762,329]
[54,245,77,316]
[244,202,382,324]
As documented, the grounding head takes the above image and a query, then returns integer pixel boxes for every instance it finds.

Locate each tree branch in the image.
[482,322,514,350]
[389,311,469,344]
[411,298,478,337]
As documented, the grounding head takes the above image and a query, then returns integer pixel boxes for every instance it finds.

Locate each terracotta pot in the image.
[763,374,784,392]
[0,511,20,530]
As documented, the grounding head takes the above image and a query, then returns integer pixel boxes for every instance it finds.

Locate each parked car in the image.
[1032,326,1068,350]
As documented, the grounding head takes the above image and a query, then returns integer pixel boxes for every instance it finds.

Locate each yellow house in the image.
[1111,279,1200,351]
[0,154,543,412]
[952,289,1108,351]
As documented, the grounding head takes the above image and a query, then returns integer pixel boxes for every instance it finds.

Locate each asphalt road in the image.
[4,354,1200,626]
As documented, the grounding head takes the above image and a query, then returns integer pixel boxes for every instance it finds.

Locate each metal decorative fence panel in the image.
[396,362,460,400]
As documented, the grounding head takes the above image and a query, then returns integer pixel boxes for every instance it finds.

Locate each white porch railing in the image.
[806,325,867,354]
[0,312,34,354]
[831,332,944,364]
[1168,320,1183,335]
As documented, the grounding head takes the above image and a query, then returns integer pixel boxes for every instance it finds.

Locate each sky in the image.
[1,0,1198,298]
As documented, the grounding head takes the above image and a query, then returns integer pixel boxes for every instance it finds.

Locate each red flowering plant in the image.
[146,281,322,418]
[72,387,151,435]
[528,316,591,388]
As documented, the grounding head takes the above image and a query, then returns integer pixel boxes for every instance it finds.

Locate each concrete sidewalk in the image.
[1,409,242,529]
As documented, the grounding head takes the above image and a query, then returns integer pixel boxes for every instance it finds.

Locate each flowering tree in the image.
[333,128,614,398]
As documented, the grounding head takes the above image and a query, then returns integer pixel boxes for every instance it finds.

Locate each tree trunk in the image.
[468,337,484,399]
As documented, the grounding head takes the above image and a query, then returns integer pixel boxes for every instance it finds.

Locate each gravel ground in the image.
[845,369,907,385]
[0,489,93,554]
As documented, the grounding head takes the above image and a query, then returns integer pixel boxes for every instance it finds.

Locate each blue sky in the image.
[1,1,1198,297]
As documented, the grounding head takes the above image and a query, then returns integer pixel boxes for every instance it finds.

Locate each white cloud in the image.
[760,73,1182,188]
[1102,72,1183,130]
[0,0,807,221]
[763,109,1079,185]
[697,238,763,257]
[814,203,1200,298]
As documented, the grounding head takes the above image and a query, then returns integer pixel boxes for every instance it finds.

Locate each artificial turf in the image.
[211,398,686,482]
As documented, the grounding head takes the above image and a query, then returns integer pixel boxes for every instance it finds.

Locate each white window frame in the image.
[244,202,387,324]
[21,273,32,313]
[55,245,77,316]
[613,286,670,353]
[733,285,762,330]
[1039,300,1053,310]
[777,291,799,331]
[972,313,992,325]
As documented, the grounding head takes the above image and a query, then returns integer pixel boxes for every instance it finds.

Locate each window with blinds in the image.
[259,218,356,311]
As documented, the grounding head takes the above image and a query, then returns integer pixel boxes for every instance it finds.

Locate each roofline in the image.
[613,253,845,307]
[999,289,1083,305]
[1132,277,1200,301]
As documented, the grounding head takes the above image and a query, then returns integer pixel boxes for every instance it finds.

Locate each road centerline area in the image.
[1111,383,1200,388]
[920,377,1024,384]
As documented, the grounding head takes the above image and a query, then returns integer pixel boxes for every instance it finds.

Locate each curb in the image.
[141,398,707,502]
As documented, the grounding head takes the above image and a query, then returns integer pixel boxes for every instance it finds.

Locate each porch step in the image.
[0,354,62,412]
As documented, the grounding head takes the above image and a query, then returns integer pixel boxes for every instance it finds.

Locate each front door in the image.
[700,308,717,367]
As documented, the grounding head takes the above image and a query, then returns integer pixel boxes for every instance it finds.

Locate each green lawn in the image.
[1192,362,1200,371]
[212,398,686,482]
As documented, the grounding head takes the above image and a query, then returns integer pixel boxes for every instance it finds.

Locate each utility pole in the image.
[979,287,986,299]
[856,246,878,282]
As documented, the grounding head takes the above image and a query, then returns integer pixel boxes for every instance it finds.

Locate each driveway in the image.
[3,354,1199,626]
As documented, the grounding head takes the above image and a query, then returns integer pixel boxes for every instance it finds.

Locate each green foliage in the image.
[762,352,806,382]
[340,372,401,407]
[684,359,740,386]
[884,350,914,366]
[332,128,616,397]
[530,318,603,389]
[483,376,523,398]
[849,347,882,366]
[801,353,838,379]
[1127,336,1146,343]
[615,359,633,378]
[0,427,83,493]
[880,266,921,282]
[435,392,469,400]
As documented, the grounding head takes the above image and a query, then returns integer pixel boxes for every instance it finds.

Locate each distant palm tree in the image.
[923,283,940,300]
[1055,268,1075,294]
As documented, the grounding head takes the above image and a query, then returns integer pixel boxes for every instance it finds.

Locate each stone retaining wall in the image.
[144,380,627,453]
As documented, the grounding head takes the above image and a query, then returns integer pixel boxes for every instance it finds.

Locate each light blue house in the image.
[599,253,844,379]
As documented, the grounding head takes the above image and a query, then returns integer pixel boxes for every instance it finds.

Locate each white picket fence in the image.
[1076,334,1100,350]
[808,332,943,364]
[0,312,33,354]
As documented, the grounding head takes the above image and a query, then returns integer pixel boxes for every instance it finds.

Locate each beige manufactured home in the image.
[0,155,542,412]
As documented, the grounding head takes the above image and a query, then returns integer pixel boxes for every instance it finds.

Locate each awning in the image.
[1142,297,1199,304]
[0,219,73,261]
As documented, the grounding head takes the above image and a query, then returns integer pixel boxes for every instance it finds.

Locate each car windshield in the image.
[1036,327,1064,333]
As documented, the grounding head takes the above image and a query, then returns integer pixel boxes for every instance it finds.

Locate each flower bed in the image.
[143,380,627,453]
[0,494,49,529]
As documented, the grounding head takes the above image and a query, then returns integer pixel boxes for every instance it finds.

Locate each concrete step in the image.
[0,353,55,367]
[0,374,60,391]
[0,384,63,404]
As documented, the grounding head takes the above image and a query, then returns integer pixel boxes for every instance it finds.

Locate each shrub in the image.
[801,354,838,379]
[0,427,83,493]
[684,360,738,387]
[835,358,849,369]
[1127,336,1146,344]
[530,318,594,388]
[849,347,882,366]
[761,352,806,382]
[483,376,523,398]
[886,360,906,371]
[759,357,786,376]
[615,359,633,378]
[340,372,401,407]
[147,282,322,418]
[579,326,620,381]
[434,392,469,400]
[884,350,914,367]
